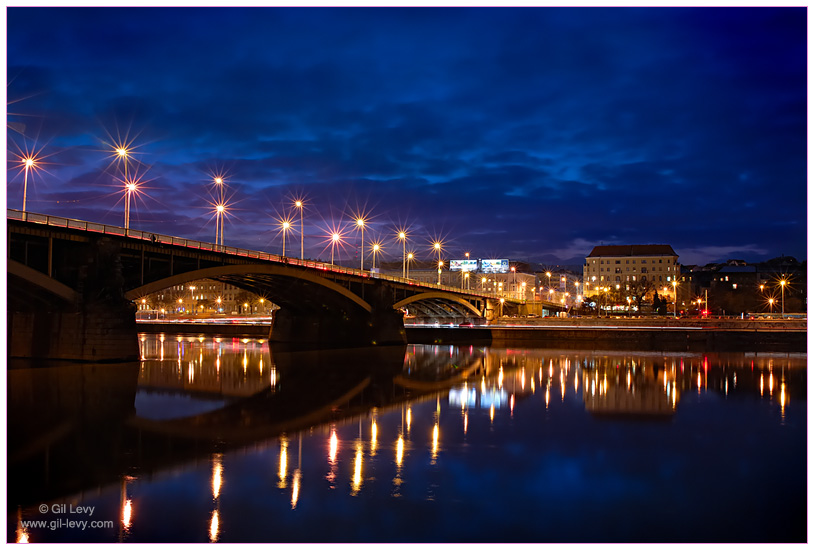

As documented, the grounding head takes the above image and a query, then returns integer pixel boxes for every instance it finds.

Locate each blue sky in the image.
[6,6,807,266]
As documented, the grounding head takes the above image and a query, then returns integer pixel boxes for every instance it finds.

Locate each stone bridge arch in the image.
[125,264,373,314]
[8,260,80,306]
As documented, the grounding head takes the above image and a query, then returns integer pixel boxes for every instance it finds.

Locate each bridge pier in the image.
[269,284,407,350]
[8,235,140,362]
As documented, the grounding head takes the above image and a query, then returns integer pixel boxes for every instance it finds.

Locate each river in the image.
[8,333,806,543]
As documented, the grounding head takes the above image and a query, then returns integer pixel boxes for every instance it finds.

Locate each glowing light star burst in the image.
[293,197,306,260]
[208,198,232,246]
[208,173,230,246]
[321,223,348,266]
[276,215,295,257]
[350,211,370,270]
[9,141,55,216]
[370,241,384,270]
[395,228,409,278]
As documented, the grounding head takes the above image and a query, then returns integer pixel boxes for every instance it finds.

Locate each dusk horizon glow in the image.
[6,6,807,268]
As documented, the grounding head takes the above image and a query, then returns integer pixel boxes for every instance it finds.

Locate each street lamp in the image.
[768,297,775,313]
[481,277,487,292]
[20,156,37,217]
[397,230,407,278]
[546,272,551,291]
[294,199,305,260]
[499,297,505,317]
[215,204,226,246]
[437,260,444,286]
[406,252,414,279]
[331,232,341,265]
[371,242,382,271]
[355,218,366,270]
[432,241,443,265]
[279,218,293,257]
[123,179,138,230]
[464,272,470,290]
[213,176,225,245]
[521,281,526,300]
[672,280,678,317]
[780,279,786,316]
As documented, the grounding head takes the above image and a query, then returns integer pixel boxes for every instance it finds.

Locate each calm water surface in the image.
[8,334,806,543]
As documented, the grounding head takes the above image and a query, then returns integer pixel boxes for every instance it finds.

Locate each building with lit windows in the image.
[380,264,537,301]
[583,244,680,297]
[135,279,275,317]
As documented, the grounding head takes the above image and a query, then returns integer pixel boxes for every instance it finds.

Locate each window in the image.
[642,260,646,264]
[642,268,647,273]
[600,276,604,282]
[732,284,738,289]
[615,260,621,264]
[659,259,662,263]
[626,260,629,264]
[616,276,621,282]
[615,268,621,273]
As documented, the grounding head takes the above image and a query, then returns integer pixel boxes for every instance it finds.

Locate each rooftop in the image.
[587,244,677,258]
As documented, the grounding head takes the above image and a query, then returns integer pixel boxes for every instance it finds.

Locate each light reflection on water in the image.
[8,335,806,543]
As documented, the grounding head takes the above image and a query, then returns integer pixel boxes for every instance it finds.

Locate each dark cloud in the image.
[6,7,806,266]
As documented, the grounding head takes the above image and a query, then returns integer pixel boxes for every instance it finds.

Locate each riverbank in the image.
[136,319,806,353]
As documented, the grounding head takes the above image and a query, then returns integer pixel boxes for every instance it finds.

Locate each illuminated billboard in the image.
[450,259,478,272]
[481,259,509,273]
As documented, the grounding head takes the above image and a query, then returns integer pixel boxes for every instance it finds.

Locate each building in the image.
[380,261,537,301]
[135,279,275,317]
[583,244,680,298]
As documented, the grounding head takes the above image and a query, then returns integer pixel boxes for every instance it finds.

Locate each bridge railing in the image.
[9,209,529,304]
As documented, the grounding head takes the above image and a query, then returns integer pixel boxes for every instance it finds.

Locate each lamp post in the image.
[281,220,291,257]
[397,231,407,278]
[464,272,470,291]
[123,180,137,230]
[295,200,304,260]
[356,218,365,270]
[437,260,444,286]
[780,279,786,317]
[546,272,551,292]
[499,297,505,318]
[215,204,225,245]
[214,177,225,245]
[331,232,341,265]
[371,242,381,271]
[21,156,37,218]
[433,241,442,265]
[482,277,487,292]
[406,252,414,279]
[672,280,678,317]
[768,297,775,313]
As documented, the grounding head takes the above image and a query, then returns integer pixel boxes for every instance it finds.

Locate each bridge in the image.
[8,210,562,360]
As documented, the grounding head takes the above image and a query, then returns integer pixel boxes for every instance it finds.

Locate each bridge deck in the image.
[8,209,563,309]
